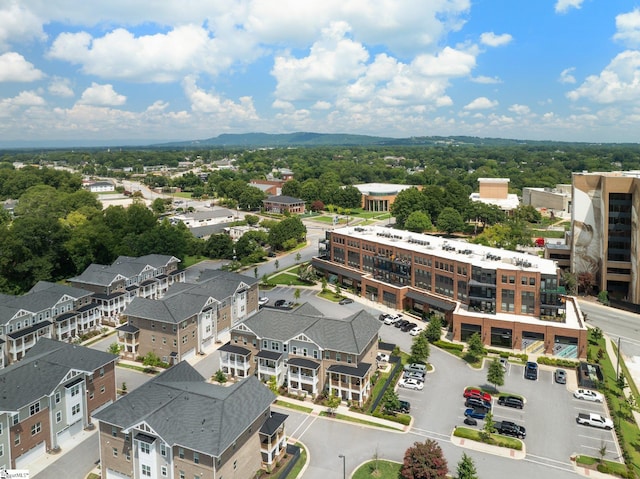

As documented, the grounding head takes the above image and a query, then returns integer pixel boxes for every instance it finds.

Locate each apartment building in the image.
[68,254,185,325]
[313,225,587,358]
[572,171,640,304]
[220,304,381,405]
[0,338,117,469]
[0,281,100,367]
[117,270,259,363]
[262,195,306,214]
[94,362,287,479]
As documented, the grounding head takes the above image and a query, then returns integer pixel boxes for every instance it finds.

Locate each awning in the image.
[287,357,320,370]
[7,321,52,340]
[256,350,283,361]
[405,290,455,312]
[311,259,362,280]
[327,362,372,378]
[218,342,251,356]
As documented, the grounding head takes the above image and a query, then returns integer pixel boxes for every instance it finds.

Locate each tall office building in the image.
[572,171,640,303]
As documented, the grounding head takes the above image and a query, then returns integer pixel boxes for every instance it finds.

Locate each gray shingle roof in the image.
[239,307,380,354]
[264,195,303,204]
[0,338,117,410]
[69,255,179,287]
[94,362,275,457]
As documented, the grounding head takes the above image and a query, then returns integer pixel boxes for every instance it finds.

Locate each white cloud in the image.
[555,0,584,14]
[413,47,477,77]
[0,3,46,51]
[471,75,501,84]
[463,97,498,110]
[48,77,74,97]
[272,21,369,102]
[480,32,512,47]
[0,52,43,82]
[272,99,295,110]
[559,67,576,84]
[182,76,259,123]
[567,50,640,104]
[5,90,45,106]
[78,83,126,106]
[48,24,255,82]
[312,101,332,110]
[613,9,640,48]
[509,104,531,115]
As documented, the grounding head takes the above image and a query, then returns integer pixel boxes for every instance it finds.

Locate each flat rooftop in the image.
[333,225,558,275]
[354,183,416,195]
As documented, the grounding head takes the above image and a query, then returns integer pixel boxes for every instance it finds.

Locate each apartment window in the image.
[182,335,188,344]
[161,466,168,477]
[101,386,106,394]
[112,447,118,457]
[56,411,62,423]
[30,402,40,416]
[234,460,237,470]
[173,339,177,347]
[89,392,94,400]
[72,404,80,416]
[70,384,80,397]
[179,447,185,459]
[0,444,4,457]
[302,348,308,357]
[14,433,20,446]
[112,427,118,437]
[142,465,151,477]
[140,442,150,454]
[162,337,167,344]
[521,276,528,285]
[192,330,196,339]
[509,276,515,284]
[151,335,156,343]
[292,346,297,355]
[160,443,167,457]
[0,422,3,434]
[325,350,330,359]
[12,414,19,426]
[263,340,268,348]
[501,275,507,283]
[126,451,131,461]
[99,367,104,377]
[347,355,352,364]
[336,353,341,362]
[529,277,536,286]
[151,322,156,329]
[179,472,185,479]
[31,422,41,436]
[194,452,200,464]
[313,350,318,359]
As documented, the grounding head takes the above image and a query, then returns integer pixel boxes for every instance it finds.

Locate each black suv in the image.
[465,397,491,411]
[496,420,526,439]
[396,400,411,413]
[497,395,524,409]
[524,361,538,380]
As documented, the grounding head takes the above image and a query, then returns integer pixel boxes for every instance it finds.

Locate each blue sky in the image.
[1,0,640,145]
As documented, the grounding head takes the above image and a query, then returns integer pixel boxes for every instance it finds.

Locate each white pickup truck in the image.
[576,413,614,430]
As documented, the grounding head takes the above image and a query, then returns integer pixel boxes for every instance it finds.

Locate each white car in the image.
[376,353,390,363]
[383,314,401,325]
[409,326,422,336]
[399,378,424,390]
[574,389,604,402]
[258,297,269,306]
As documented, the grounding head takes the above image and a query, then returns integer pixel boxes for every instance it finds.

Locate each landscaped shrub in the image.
[537,357,580,368]
[434,340,464,352]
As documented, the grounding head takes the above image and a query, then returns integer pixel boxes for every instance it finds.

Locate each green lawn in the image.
[318,290,344,302]
[182,255,207,268]
[453,426,523,450]
[353,460,401,479]
[576,455,629,476]
[279,444,307,479]
[274,400,313,413]
[268,271,311,286]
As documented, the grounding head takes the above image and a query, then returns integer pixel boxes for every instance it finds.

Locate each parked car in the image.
[394,319,410,329]
[258,297,269,306]
[376,352,390,363]
[403,371,425,381]
[573,388,604,402]
[409,326,422,336]
[576,413,613,429]
[554,369,567,384]
[338,298,354,305]
[274,299,293,309]
[524,361,538,380]
[463,388,492,403]
[463,417,478,426]
[499,358,508,370]
[495,420,526,439]
[398,378,424,390]
[384,314,401,325]
[395,400,411,413]
[465,397,492,411]
[401,322,417,332]
[464,408,487,420]
[378,313,390,321]
[497,395,524,409]
[404,363,427,374]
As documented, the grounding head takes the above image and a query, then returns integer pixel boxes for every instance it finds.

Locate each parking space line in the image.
[578,434,616,443]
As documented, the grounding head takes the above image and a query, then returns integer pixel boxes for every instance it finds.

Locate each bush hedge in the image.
[537,356,580,368]
[434,340,464,352]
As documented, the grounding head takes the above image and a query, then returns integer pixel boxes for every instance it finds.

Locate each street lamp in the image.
[338,454,345,479]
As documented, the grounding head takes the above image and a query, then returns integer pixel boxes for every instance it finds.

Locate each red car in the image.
[463,388,492,403]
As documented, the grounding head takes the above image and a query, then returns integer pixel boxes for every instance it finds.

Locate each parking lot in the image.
[261,287,622,469]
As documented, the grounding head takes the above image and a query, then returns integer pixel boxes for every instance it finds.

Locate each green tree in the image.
[487,358,505,392]
[274,259,279,270]
[436,207,464,234]
[405,210,432,233]
[268,375,279,395]
[334,283,342,297]
[205,233,234,259]
[142,351,162,368]
[410,332,430,364]
[466,332,484,361]
[382,389,401,414]
[107,342,122,355]
[326,391,341,415]
[390,187,427,228]
[424,316,442,343]
[294,288,301,302]
[151,198,166,214]
[214,369,227,383]
[401,440,448,479]
[456,453,479,479]
[245,214,260,226]
[295,252,302,263]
